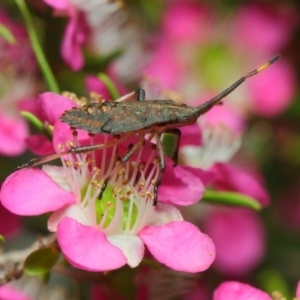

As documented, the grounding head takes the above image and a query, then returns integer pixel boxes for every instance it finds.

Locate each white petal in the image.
[48,204,90,232]
[147,203,183,226]
[108,234,144,268]
[42,165,72,192]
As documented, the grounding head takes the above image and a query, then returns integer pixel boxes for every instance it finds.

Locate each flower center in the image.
[60,134,157,236]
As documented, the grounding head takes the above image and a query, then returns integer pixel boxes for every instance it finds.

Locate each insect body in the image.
[19,55,280,205]
[61,99,198,135]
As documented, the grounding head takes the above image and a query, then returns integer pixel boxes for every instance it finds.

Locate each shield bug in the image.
[19,55,280,205]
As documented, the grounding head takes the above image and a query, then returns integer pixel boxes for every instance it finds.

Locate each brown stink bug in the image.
[19,55,280,205]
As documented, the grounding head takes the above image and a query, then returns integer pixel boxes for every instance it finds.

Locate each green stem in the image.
[97,73,120,100]
[15,0,60,93]
[0,23,16,44]
[202,190,262,210]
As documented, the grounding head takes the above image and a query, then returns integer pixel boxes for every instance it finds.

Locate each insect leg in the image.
[153,134,165,206]
[17,135,130,169]
[98,135,145,199]
[136,89,145,101]
[196,54,281,115]
[165,128,181,167]
[115,89,145,102]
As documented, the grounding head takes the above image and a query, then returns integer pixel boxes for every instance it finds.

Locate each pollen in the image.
[138,181,145,188]
[125,189,133,197]
[90,179,102,189]
[89,92,104,104]
[75,161,83,167]
[93,166,100,174]
[66,141,74,148]
[118,167,126,176]
[137,163,144,170]
[122,178,129,185]
[65,160,73,167]
[151,179,157,185]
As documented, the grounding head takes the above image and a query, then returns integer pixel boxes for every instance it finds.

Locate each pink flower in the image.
[0,202,22,239]
[204,208,266,276]
[213,281,272,300]
[231,4,298,54]
[0,284,31,300]
[0,10,38,156]
[43,1,89,70]
[144,1,297,117]
[0,92,215,273]
[43,0,148,80]
[180,107,268,276]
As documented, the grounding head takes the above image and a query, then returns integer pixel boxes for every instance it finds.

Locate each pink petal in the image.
[180,123,202,147]
[25,134,54,156]
[85,76,111,100]
[144,42,184,89]
[232,4,297,53]
[52,120,91,153]
[0,110,28,156]
[57,217,127,271]
[248,60,296,116]
[48,204,90,232]
[202,105,246,133]
[108,235,145,268]
[61,10,89,71]
[147,203,183,226]
[163,2,213,43]
[0,284,31,300]
[205,208,265,276]
[159,164,206,206]
[0,203,22,238]
[0,168,75,215]
[138,221,215,273]
[213,281,272,300]
[38,92,76,124]
[296,281,300,298]
[212,163,270,206]
[43,0,71,10]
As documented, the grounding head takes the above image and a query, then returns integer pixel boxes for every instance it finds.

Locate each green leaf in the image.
[24,247,59,276]
[0,24,16,44]
[97,73,120,100]
[0,234,5,242]
[202,190,262,210]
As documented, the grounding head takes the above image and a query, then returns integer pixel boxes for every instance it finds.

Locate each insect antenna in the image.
[196,54,281,116]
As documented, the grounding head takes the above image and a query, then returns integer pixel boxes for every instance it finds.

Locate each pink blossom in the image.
[61,9,89,71]
[231,4,298,54]
[0,10,37,156]
[213,281,272,300]
[205,208,266,276]
[0,92,215,273]
[297,281,300,298]
[212,163,270,206]
[0,284,31,300]
[43,1,89,70]
[144,1,297,117]
[180,107,268,276]
[25,92,77,156]
[0,202,22,238]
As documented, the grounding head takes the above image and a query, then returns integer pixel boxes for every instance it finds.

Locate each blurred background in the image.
[1,0,300,299]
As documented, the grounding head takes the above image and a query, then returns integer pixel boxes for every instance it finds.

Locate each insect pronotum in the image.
[19,55,280,205]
